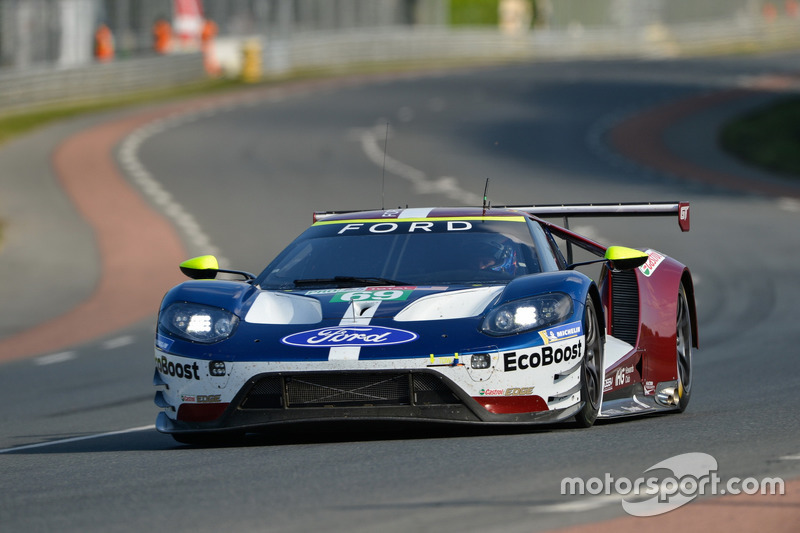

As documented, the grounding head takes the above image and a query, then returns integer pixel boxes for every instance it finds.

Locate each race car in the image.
[153,202,697,444]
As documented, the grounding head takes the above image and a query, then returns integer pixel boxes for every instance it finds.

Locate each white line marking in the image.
[34,351,76,366]
[531,495,621,513]
[355,125,482,205]
[102,335,135,350]
[119,111,231,264]
[779,454,800,460]
[0,424,156,454]
[777,197,800,212]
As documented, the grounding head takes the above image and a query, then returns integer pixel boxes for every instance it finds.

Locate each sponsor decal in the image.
[305,286,446,297]
[331,289,413,303]
[639,250,666,277]
[479,387,535,396]
[503,341,583,372]
[505,387,534,396]
[305,288,352,295]
[182,394,222,404]
[155,334,174,352]
[603,377,614,392]
[539,321,583,344]
[155,355,200,380]
[644,380,656,395]
[614,365,634,387]
[281,326,418,347]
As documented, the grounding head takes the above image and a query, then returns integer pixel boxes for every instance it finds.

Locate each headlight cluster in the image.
[160,302,239,343]
[481,293,572,336]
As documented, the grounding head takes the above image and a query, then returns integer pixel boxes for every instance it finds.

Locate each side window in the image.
[544,228,568,270]
[526,220,561,272]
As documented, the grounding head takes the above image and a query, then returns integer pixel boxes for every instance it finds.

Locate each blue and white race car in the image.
[154,203,697,444]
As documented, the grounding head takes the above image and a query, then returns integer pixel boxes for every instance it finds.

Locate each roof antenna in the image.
[381,122,389,210]
[482,178,490,213]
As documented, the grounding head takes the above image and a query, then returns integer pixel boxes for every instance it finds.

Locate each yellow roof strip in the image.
[314,216,526,226]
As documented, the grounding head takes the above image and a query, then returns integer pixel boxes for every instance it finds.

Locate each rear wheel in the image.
[574,294,604,428]
[675,283,693,412]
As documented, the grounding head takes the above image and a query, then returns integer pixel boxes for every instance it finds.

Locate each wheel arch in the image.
[680,269,699,349]
[587,282,606,345]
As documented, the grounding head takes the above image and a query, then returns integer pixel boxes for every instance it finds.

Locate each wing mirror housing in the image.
[604,246,649,271]
[567,246,649,271]
[179,255,256,281]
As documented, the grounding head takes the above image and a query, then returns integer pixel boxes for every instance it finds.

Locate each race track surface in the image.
[1,53,799,532]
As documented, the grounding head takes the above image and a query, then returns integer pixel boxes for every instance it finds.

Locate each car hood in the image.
[244,285,505,324]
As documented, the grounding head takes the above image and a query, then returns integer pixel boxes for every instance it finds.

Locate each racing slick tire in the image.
[675,283,693,412]
[574,294,604,428]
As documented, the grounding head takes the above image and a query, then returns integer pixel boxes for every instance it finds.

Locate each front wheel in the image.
[574,294,604,428]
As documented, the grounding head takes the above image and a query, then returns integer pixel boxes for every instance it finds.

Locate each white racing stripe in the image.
[328,300,382,361]
[0,424,156,454]
[398,208,434,218]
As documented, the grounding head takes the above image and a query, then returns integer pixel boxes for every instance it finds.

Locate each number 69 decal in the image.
[332,290,411,303]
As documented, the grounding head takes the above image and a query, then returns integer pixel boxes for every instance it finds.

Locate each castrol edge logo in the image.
[639,250,666,277]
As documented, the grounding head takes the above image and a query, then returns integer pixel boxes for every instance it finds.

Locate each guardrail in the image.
[2,19,800,115]
[0,53,205,115]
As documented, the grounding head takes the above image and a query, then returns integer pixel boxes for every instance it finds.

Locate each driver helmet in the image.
[475,237,518,276]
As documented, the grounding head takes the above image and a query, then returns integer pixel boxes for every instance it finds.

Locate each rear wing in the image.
[497,202,690,232]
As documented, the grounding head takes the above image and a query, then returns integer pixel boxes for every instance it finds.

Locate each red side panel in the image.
[636,255,689,386]
[177,403,230,422]
[473,395,549,414]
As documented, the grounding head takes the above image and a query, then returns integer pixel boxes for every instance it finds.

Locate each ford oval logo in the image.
[281,326,418,347]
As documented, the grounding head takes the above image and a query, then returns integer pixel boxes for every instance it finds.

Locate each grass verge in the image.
[720,96,800,179]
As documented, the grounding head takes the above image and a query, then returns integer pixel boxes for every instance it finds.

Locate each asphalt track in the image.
[2,53,800,532]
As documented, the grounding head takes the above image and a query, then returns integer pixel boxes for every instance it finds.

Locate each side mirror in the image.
[179,255,257,281]
[604,246,649,271]
[180,255,220,279]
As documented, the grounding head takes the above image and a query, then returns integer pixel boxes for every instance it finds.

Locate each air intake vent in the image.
[286,373,410,407]
[241,371,461,410]
[610,269,639,345]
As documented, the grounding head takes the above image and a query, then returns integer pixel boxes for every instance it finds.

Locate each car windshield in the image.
[257,217,542,289]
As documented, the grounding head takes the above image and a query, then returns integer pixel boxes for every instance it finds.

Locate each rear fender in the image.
[636,255,694,385]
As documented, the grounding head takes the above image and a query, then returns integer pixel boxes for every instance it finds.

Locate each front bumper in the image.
[155,368,582,435]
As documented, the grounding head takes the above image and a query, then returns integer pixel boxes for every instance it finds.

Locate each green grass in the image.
[0,78,248,147]
[449,0,501,26]
[720,96,800,178]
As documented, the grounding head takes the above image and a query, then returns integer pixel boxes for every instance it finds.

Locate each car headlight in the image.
[160,302,239,344]
[481,293,573,336]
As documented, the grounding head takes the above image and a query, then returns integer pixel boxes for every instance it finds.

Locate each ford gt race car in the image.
[153,203,697,444]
